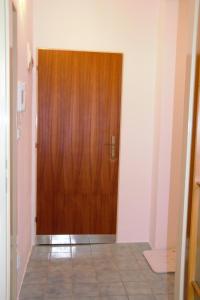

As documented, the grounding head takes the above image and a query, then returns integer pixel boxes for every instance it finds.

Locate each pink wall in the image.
[150,0,180,249]
[169,0,197,250]
[12,0,33,294]
[150,0,199,251]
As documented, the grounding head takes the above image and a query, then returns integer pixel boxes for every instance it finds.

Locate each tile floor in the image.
[19,243,175,300]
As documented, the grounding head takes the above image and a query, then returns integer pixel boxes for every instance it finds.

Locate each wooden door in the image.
[187,59,200,299]
[37,50,122,234]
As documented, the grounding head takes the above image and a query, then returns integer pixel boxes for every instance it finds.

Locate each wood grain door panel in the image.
[37,50,122,234]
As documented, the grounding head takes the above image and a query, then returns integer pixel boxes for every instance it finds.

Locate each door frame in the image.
[187,58,200,299]
[175,1,200,299]
[10,2,18,299]
[0,0,10,299]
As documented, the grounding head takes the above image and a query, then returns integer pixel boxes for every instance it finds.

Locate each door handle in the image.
[104,135,116,160]
[192,281,200,296]
[111,135,116,160]
[196,181,200,187]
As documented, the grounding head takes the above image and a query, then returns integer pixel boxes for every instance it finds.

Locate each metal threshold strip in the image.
[36,234,116,245]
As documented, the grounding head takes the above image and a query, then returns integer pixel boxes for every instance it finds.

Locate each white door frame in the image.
[0,0,10,299]
[10,2,18,299]
[175,0,200,299]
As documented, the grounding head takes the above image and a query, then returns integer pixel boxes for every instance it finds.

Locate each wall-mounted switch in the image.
[17,128,21,140]
[17,255,20,271]
[17,81,26,112]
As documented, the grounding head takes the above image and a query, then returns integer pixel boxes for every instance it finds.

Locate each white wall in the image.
[33,0,160,242]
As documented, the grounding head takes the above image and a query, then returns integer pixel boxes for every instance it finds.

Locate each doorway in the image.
[36,50,122,239]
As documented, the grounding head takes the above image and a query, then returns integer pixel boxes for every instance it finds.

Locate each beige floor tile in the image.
[124,282,152,295]
[73,283,100,297]
[151,281,174,294]
[20,243,175,300]
[19,283,46,300]
[154,295,174,300]
[120,270,145,282]
[96,270,121,282]
[23,270,48,285]
[128,295,156,300]
[99,282,126,296]
[72,269,97,283]
[45,282,72,298]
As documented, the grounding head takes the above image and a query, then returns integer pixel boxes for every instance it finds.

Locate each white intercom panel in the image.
[17,81,26,112]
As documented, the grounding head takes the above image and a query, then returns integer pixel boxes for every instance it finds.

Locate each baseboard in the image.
[17,246,32,300]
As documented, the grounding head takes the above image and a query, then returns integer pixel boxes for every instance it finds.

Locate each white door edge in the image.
[0,0,10,299]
